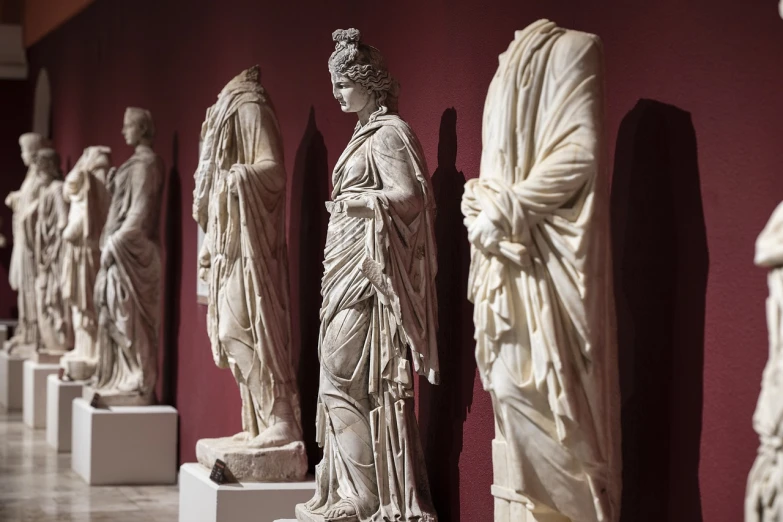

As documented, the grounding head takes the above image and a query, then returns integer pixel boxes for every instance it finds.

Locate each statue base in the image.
[81,385,155,407]
[46,375,83,452]
[33,351,65,364]
[179,463,314,522]
[23,359,59,428]
[61,357,96,382]
[4,340,36,359]
[293,504,324,522]
[71,398,178,485]
[0,350,24,411]
[196,437,308,482]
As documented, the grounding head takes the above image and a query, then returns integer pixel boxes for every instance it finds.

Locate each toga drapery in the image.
[193,73,298,434]
[462,19,621,522]
[304,113,439,521]
[94,145,164,400]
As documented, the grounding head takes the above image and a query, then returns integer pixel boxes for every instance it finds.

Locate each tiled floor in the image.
[0,410,179,521]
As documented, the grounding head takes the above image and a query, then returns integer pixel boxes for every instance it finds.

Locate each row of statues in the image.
[4,108,164,406]
[3,20,627,522]
[188,22,620,522]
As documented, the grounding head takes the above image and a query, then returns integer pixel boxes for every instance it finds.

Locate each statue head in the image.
[33,148,62,180]
[123,107,155,146]
[328,28,399,119]
[18,133,48,167]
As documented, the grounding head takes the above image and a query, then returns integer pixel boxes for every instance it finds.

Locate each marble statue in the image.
[87,108,164,406]
[191,65,306,481]
[60,146,112,381]
[296,28,439,522]
[461,20,621,522]
[33,148,72,360]
[745,202,783,522]
[5,133,48,355]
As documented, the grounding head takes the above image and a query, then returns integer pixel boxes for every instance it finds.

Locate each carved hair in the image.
[328,28,399,114]
[124,107,156,141]
[34,148,62,179]
[18,132,49,151]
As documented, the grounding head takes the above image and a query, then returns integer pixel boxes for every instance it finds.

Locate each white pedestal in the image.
[0,350,24,411]
[179,463,315,522]
[46,375,83,452]
[23,359,59,428]
[71,398,178,485]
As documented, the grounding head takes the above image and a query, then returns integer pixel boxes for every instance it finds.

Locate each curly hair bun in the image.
[332,28,361,44]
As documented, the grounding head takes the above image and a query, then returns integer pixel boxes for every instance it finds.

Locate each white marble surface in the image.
[462,19,620,522]
[193,65,304,458]
[746,202,783,521]
[0,408,178,521]
[23,359,59,429]
[92,108,164,406]
[46,374,83,452]
[71,398,178,485]
[0,350,24,411]
[179,463,315,522]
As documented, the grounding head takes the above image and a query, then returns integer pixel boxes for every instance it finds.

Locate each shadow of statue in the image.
[161,132,182,408]
[611,99,708,522]
[419,107,476,521]
[290,107,329,471]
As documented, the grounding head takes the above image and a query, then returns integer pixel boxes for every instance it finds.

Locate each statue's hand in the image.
[5,191,18,210]
[226,167,241,198]
[468,211,504,255]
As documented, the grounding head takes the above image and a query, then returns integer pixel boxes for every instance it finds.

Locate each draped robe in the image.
[746,202,783,522]
[301,114,439,522]
[61,155,111,377]
[7,167,45,350]
[93,145,164,402]
[461,20,621,522]
[35,179,72,353]
[193,76,299,434]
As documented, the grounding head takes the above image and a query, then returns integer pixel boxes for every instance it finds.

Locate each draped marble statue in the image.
[296,28,439,522]
[87,108,164,406]
[34,148,72,361]
[192,66,306,481]
[60,146,112,381]
[5,133,48,355]
[461,20,621,522]
[745,202,783,522]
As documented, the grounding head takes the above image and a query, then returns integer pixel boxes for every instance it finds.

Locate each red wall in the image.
[0,79,30,319]
[23,1,783,521]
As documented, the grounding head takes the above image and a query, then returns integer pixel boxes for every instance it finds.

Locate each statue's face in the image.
[35,157,54,178]
[20,143,36,167]
[122,114,144,146]
[331,73,373,115]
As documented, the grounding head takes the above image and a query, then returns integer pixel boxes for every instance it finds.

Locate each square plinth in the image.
[23,359,59,428]
[179,463,315,522]
[46,375,83,452]
[0,351,24,411]
[71,398,178,485]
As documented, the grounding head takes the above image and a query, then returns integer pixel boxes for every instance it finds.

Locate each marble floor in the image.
[0,410,179,521]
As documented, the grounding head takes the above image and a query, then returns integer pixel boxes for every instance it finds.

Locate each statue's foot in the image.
[248,421,299,449]
[323,499,358,522]
[231,431,252,442]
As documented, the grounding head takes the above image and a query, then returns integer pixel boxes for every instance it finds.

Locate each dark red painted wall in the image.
[0,79,31,319]
[22,1,783,521]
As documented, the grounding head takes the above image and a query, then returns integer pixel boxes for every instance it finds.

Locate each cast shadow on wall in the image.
[291,107,329,471]
[161,132,182,408]
[419,107,475,522]
[611,99,708,522]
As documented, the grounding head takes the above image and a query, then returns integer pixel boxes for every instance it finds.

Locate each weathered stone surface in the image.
[196,437,307,483]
